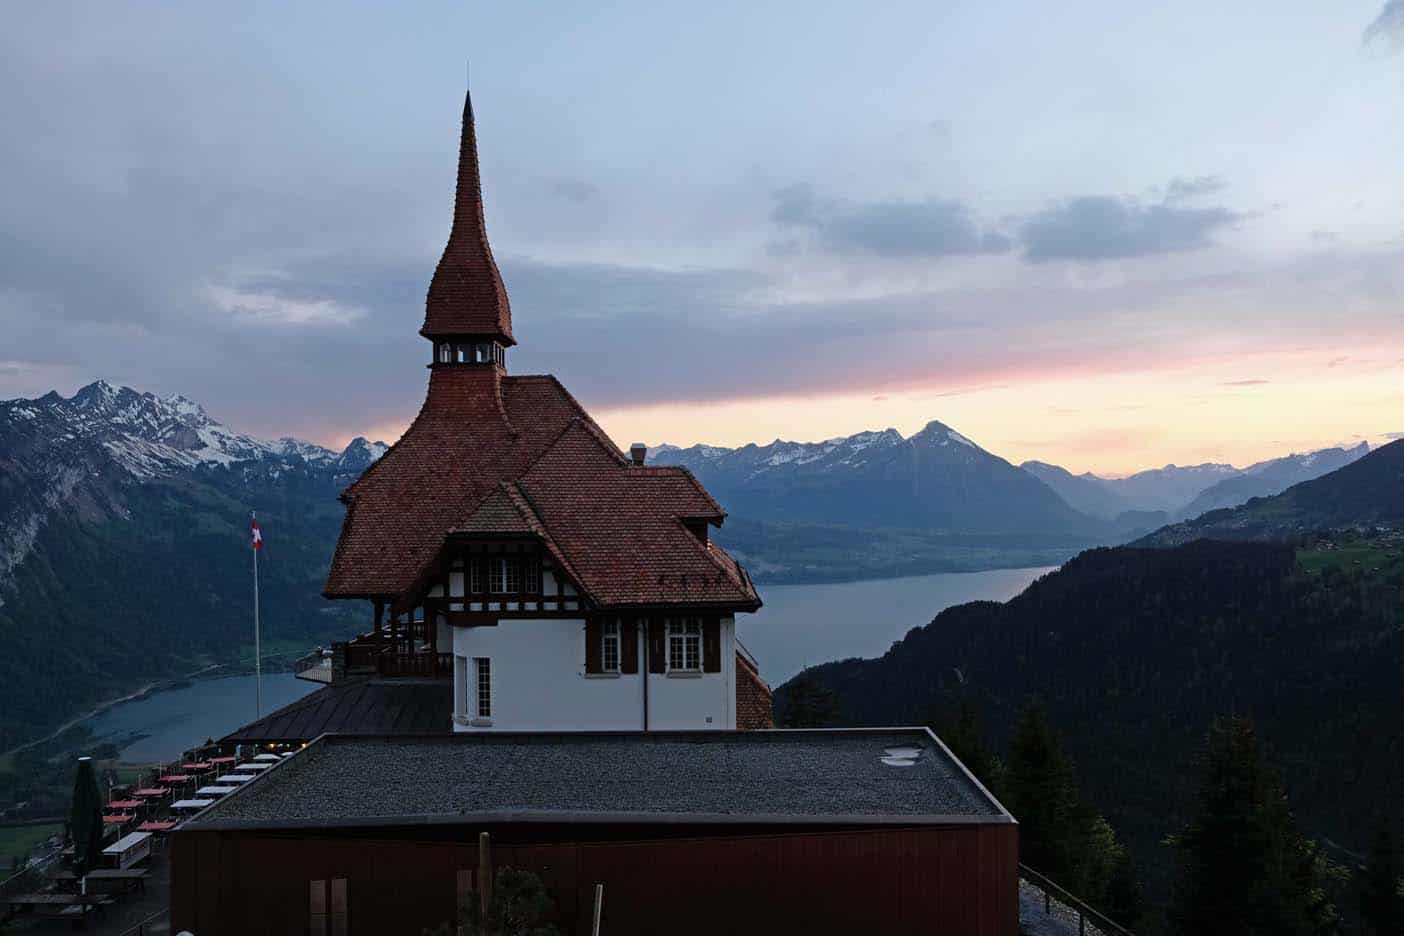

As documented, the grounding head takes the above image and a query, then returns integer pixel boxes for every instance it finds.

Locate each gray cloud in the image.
[1164,175,1225,202]
[1364,2,1404,52]
[1019,192,1241,263]
[771,184,1011,258]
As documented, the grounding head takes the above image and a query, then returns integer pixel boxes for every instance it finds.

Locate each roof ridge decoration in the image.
[421,88,514,344]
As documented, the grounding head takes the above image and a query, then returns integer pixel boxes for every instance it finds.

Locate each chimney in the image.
[630,443,647,466]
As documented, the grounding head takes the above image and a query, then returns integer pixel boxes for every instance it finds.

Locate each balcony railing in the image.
[377,651,453,679]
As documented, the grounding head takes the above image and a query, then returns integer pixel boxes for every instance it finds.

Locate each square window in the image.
[666,618,702,672]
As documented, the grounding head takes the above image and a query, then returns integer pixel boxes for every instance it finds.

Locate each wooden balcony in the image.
[333,637,451,681]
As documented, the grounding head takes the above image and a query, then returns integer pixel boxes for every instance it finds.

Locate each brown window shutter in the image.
[703,618,722,673]
[648,620,667,674]
[621,618,639,674]
[584,618,602,674]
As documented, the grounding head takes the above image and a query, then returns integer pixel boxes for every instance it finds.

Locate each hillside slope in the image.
[778,537,1404,898]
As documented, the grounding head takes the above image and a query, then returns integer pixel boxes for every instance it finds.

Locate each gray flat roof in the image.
[184,729,1010,831]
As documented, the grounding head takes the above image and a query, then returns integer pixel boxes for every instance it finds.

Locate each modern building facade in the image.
[173,730,1019,936]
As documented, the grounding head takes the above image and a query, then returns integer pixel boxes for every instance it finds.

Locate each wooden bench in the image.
[83,867,152,895]
[5,892,115,922]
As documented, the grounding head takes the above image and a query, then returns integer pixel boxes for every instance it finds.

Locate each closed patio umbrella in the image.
[70,756,104,876]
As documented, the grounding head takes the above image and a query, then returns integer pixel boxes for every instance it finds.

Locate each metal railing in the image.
[293,649,331,675]
[377,651,453,679]
[1020,864,1134,936]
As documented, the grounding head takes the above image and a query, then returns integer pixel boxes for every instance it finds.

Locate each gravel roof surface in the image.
[186,730,1005,829]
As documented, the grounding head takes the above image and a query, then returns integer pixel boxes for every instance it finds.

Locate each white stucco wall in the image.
[450,617,735,732]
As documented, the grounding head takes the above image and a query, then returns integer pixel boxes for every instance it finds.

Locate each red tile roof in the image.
[421,90,513,344]
[325,87,758,613]
[325,368,758,610]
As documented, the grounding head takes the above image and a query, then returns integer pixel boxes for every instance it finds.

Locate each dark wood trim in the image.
[702,617,721,673]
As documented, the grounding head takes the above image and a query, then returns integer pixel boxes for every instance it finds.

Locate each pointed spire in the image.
[421,88,514,345]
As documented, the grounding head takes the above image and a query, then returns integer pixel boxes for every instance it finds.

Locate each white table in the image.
[235,762,272,772]
[253,753,282,762]
[171,799,215,811]
[196,785,238,796]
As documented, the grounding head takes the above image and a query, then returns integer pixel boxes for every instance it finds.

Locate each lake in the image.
[736,566,1053,686]
[82,672,318,764]
[82,566,1052,761]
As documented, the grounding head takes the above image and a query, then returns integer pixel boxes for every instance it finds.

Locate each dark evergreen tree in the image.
[1168,717,1337,936]
[927,700,1005,801]
[1005,704,1083,882]
[780,672,840,728]
[1360,814,1404,936]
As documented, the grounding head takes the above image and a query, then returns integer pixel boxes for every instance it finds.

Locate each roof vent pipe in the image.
[630,443,647,466]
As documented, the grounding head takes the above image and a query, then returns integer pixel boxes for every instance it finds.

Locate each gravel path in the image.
[1020,879,1111,936]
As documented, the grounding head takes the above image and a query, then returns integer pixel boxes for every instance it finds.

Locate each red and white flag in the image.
[251,514,263,551]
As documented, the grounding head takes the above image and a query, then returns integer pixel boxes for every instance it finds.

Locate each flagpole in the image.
[252,510,262,719]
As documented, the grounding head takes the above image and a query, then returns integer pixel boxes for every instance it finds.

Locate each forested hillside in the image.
[0,463,363,750]
[778,535,1404,900]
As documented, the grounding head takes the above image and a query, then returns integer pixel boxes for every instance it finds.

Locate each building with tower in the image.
[241,89,770,738]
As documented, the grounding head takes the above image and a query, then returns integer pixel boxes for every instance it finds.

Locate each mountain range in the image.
[0,381,386,749]
[1021,442,1370,525]
[652,426,1372,574]
[653,421,1103,536]
[0,378,1387,748]
[1137,439,1404,547]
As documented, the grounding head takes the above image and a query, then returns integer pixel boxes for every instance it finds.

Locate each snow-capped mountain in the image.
[651,420,1104,536]
[0,380,387,596]
[1024,443,1372,522]
[1173,442,1371,520]
[2,379,350,479]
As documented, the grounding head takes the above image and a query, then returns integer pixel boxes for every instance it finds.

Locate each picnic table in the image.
[235,762,272,772]
[132,786,168,798]
[138,820,179,833]
[181,761,213,771]
[171,798,215,811]
[209,755,237,764]
[253,753,282,762]
[106,799,143,810]
[158,774,192,784]
[5,892,114,921]
[83,868,151,895]
[196,785,239,796]
[216,773,253,784]
[102,813,134,825]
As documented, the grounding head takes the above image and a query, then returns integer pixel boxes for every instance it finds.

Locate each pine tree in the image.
[1360,814,1404,936]
[1005,704,1082,882]
[927,700,1005,801]
[1168,717,1337,936]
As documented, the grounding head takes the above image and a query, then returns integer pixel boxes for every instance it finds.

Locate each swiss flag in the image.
[251,514,263,552]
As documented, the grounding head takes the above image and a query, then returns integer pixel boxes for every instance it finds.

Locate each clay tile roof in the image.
[325,372,758,611]
[324,89,757,613]
[421,89,513,344]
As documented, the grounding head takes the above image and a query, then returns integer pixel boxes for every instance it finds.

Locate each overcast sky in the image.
[3,1,1403,474]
